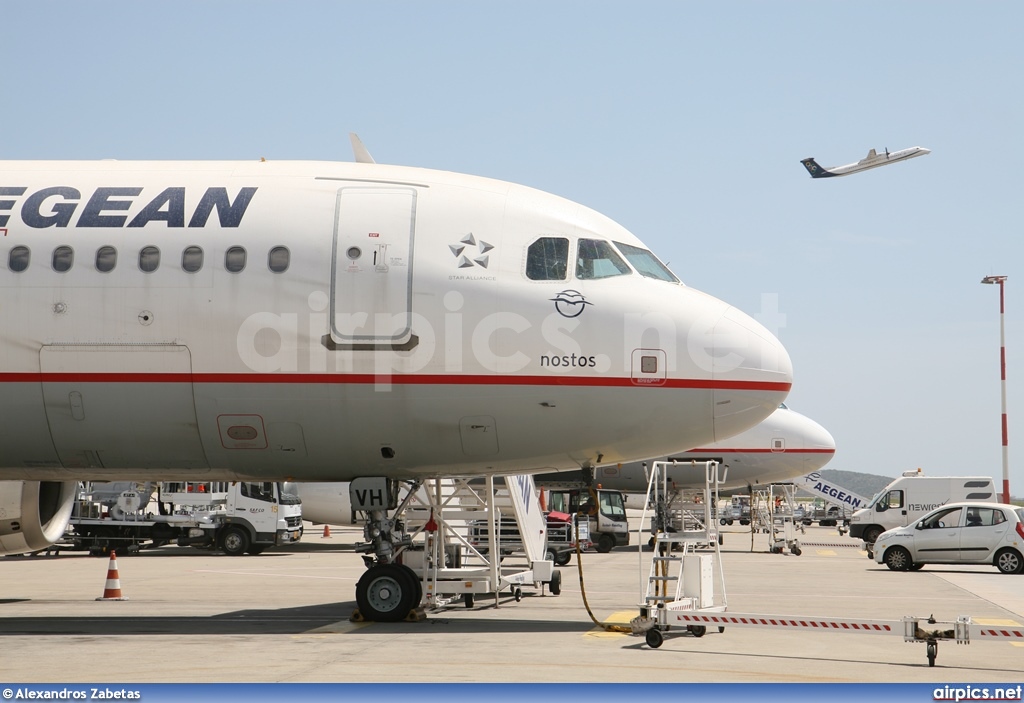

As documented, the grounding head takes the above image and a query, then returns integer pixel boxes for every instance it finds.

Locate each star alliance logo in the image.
[449,233,494,269]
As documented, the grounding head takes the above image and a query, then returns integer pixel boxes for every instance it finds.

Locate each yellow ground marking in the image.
[296,621,372,636]
[815,549,837,556]
[974,618,1022,626]
[584,610,637,638]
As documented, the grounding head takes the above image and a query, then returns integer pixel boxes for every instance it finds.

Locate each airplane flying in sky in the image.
[800,146,930,178]
[0,144,792,618]
[535,403,835,496]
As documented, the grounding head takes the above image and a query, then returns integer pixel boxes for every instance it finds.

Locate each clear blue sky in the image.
[4,2,1023,490]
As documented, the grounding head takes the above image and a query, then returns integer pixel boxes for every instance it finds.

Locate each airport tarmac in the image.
[1,522,1021,683]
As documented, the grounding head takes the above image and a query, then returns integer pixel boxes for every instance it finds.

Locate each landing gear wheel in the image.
[597,534,615,553]
[355,564,417,622]
[645,628,664,648]
[397,563,423,607]
[548,569,562,596]
[220,526,250,556]
[926,641,937,667]
[687,625,707,638]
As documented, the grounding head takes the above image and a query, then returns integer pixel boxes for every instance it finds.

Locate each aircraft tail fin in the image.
[800,158,834,178]
[349,133,376,164]
[865,148,877,160]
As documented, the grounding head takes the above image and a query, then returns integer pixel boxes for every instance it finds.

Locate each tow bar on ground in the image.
[633,610,1024,667]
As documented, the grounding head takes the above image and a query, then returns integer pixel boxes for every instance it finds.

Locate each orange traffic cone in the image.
[322,524,331,538]
[96,551,129,601]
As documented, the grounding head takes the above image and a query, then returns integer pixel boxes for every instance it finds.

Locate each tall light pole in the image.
[981,275,1011,503]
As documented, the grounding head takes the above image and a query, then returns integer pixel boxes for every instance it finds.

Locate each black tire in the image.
[927,642,937,667]
[355,564,417,622]
[908,562,925,571]
[549,569,562,595]
[513,587,522,602]
[791,547,802,556]
[719,518,727,526]
[464,593,474,608]
[554,551,571,566]
[883,546,912,571]
[596,534,615,553]
[220,526,250,556]
[246,545,266,555]
[397,563,423,607]
[645,628,664,648]
[688,625,707,638]
[994,548,1024,574]
[863,526,883,545]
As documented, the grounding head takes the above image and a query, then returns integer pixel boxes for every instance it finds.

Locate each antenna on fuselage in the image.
[349,133,376,164]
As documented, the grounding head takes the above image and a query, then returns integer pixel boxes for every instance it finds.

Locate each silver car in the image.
[873,502,1024,574]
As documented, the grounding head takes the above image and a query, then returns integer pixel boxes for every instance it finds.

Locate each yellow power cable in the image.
[573,516,633,633]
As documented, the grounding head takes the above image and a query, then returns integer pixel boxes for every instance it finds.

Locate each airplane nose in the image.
[710,306,793,442]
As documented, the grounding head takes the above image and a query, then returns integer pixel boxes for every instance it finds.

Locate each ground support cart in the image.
[630,460,728,648]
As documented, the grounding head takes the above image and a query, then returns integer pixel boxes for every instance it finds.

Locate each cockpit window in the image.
[613,242,679,282]
[576,239,631,280]
[526,237,568,280]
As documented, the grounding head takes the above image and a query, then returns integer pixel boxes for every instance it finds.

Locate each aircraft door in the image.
[330,186,417,346]
[40,344,208,470]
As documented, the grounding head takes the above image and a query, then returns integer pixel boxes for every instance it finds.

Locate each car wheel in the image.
[994,548,1024,575]
[908,562,925,571]
[864,526,883,545]
[883,546,912,571]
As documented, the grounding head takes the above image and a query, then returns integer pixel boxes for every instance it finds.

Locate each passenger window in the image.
[96,246,117,273]
[182,246,204,273]
[52,246,74,272]
[225,246,246,273]
[268,246,290,273]
[139,246,160,273]
[526,237,568,280]
[970,508,1002,527]
[576,239,631,280]
[8,246,30,272]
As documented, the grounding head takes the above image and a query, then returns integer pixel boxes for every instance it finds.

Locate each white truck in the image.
[848,470,997,549]
[69,481,303,555]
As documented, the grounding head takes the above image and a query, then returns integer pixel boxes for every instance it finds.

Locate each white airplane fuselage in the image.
[537,404,835,495]
[0,160,792,487]
[801,146,930,178]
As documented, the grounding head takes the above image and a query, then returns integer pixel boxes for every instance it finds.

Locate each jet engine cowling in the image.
[0,480,78,555]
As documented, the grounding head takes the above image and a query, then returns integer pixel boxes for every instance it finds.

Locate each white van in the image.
[848,470,997,547]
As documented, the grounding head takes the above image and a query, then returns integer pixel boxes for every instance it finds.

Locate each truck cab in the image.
[546,488,629,553]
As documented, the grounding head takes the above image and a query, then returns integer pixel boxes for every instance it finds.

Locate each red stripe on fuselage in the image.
[686,447,835,454]
[0,372,792,392]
